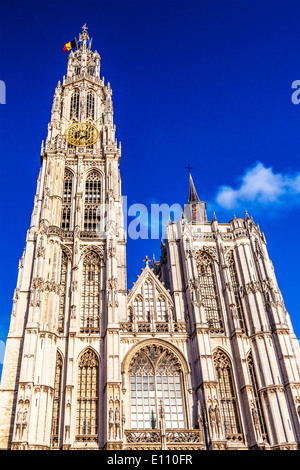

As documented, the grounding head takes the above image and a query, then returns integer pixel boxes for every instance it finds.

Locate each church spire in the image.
[188,172,200,204]
[185,171,207,223]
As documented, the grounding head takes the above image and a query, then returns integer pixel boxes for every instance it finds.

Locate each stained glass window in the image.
[129,344,185,430]
[58,251,68,332]
[80,252,100,330]
[247,353,268,441]
[227,251,246,330]
[156,296,167,321]
[133,296,143,321]
[70,90,79,119]
[61,170,73,230]
[76,349,98,438]
[86,90,95,120]
[213,349,241,436]
[197,252,223,330]
[84,171,101,232]
[144,282,154,321]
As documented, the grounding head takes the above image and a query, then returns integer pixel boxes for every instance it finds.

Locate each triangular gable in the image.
[127,265,173,308]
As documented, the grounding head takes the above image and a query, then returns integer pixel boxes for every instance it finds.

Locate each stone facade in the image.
[0,26,300,450]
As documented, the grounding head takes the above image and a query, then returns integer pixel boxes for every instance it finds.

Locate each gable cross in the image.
[143,255,150,267]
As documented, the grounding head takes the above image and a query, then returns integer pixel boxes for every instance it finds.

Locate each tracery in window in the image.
[227,251,246,330]
[84,171,101,232]
[51,352,63,443]
[197,251,223,330]
[144,281,154,321]
[58,251,68,332]
[80,251,100,331]
[61,207,71,230]
[129,344,185,430]
[133,295,143,321]
[70,90,79,119]
[86,90,95,120]
[213,349,241,437]
[130,280,170,324]
[156,296,167,321]
[61,170,73,231]
[76,349,98,438]
[247,353,268,441]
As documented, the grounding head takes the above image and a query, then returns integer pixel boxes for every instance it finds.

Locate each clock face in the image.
[66,122,98,147]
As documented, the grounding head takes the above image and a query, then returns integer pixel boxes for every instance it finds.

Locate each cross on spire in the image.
[143,255,150,267]
[185,164,194,174]
[82,23,88,31]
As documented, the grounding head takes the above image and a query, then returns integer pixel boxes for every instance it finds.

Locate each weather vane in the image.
[82,23,88,31]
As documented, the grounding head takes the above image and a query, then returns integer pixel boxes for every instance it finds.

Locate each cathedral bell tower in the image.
[0,26,127,450]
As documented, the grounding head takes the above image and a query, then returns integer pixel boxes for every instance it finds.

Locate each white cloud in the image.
[215,162,300,210]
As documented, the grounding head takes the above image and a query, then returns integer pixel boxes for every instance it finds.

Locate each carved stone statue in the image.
[108,407,114,439]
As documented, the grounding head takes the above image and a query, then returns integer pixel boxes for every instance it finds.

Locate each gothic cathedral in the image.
[1,27,300,451]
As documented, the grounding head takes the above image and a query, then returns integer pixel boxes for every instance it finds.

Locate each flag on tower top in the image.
[63,38,76,52]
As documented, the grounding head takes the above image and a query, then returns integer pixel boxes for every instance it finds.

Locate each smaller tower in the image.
[156,173,300,450]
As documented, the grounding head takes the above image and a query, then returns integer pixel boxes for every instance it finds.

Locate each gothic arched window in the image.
[156,296,167,321]
[144,281,154,321]
[227,251,246,331]
[70,90,79,119]
[129,344,185,430]
[196,251,223,330]
[84,171,101,232]
[86,90,95,120]
[133,295,143,321]
[58,251,68,333]
[213,349,241,437]
[80,251,100,331]
[61,170,73,231]
[76,349,98,439]
[247,353,268,442]
[51,352,63,444]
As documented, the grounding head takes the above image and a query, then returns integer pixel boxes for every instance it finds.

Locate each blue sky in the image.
[1,0,300,376]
